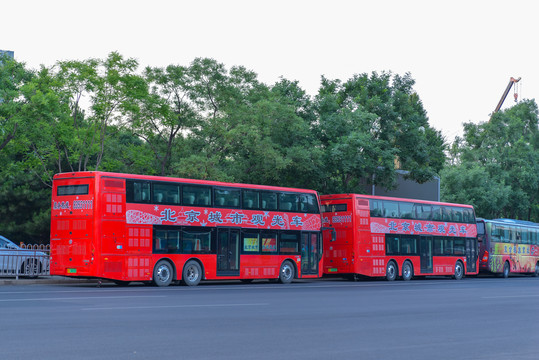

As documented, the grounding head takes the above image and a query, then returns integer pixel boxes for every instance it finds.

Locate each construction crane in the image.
[492,76,521,116]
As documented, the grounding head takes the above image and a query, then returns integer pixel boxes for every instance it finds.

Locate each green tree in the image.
[90,52,147,170]
[314,72,444,194]
[0,58,59,243]
[54,57,100,172]
[26,52,149,176]
[442,99,539,221]
[0,56,34,152]
[179,59,322,189]
[125,64,197,176]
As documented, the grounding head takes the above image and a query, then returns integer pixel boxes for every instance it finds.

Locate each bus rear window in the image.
[57,185,89,196]
[322,204,347,213]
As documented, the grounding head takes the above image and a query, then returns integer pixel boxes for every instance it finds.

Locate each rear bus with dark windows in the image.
[477,218,539,277]
[321,194,478,281]
[50,171,323,286]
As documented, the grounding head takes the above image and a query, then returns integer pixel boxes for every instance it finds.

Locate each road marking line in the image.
[82,303,270,311]
[482,294,539,299]
[0,295,166,302]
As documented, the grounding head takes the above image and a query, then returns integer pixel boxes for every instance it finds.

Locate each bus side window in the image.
[260,192,277,211]
[453,208,463,223]
[463,209,474,223]
[433,239,444,255]
[279,232,299,254]
[400,237,417,255]
[516,227,522,244]
[242,190,259,209]
[300,194,318,213]
[444,239,453,255]
[215,188,240,208]
[430,206,441,221]
[399,202,414,219]
[418,205,433,221]
[522,229,529,244]
[386,235,399,255]
[383,201,399,218]
[131,181,150,203]
[154,230,167,253]
[279,193,299,212]
[370,200,383,217]
[491,224,500,241]
[183,192,195,205]
[454,239,465,255]
[183,186,211,206]
[168,231,180,252]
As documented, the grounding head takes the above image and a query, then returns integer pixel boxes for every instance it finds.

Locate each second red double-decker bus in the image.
[321,194,478,281]
[50,172,323,286]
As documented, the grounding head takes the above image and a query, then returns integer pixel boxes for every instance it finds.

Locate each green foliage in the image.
[0,170,51,244]
[442,99,539,221]
[314,71,445,194]
[11,52,535,244]
[0,56,34,153]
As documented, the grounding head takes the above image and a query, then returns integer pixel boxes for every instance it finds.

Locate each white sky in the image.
[3,0,538,141]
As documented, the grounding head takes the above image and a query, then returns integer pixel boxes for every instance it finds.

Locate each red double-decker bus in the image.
[321,194,478,281]
[50,172,323,286]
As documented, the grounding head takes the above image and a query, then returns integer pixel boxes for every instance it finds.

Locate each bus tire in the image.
[279,260,295,284]
[453,261,464,280]
[502,261,510,278]
[153,260,174,287]
[386,261,398,281]
[182,260,202,286]
[240,279,253,283]
[402,261,413,281]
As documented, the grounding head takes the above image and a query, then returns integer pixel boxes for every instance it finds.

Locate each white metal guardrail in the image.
[0,250,50,279]
[19,243,50,252]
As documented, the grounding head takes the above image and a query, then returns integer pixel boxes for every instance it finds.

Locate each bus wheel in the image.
[533,263,539,277]
[386,261,397,281]
[453,261,464,280]
[402,261,413,281]
[182,260,202,287]
[502,261,510,278]
[153,260,173,287]
[279,261,295,284]
[240,279,253,283]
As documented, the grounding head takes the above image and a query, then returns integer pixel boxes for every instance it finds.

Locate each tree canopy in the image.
[442,100,539,221]
[1,52,537,243]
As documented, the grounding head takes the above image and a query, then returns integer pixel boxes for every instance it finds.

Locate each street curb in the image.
[0,276,105,286]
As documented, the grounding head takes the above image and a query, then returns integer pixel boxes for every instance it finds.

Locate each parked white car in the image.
[0,235,49,278]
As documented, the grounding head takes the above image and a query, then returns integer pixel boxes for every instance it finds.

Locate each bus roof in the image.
[53,171,319,194]
[320,193,474,209]
[477,218,539,227]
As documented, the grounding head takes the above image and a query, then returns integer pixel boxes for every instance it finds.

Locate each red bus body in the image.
[50,172,323,286]
[321,194,479,280]
[477,218,539,277]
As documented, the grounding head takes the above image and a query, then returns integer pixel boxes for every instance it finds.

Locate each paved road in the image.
[1,276,538,360]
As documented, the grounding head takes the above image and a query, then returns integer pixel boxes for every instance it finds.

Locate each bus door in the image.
[466,238,478,273]
[420,236,433,273]
[301,232,319,275]
[217,229,240,276]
